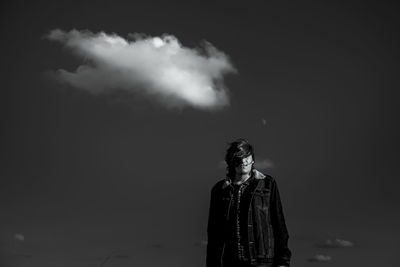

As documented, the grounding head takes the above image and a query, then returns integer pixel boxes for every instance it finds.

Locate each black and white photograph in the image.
[1,1,399,266]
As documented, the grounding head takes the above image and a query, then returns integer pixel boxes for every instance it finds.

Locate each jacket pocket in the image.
[254,188,270,209]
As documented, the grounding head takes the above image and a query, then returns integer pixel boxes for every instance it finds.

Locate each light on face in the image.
[235,155,254,167]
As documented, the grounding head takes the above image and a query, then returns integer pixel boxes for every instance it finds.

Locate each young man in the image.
[206,138,291,267]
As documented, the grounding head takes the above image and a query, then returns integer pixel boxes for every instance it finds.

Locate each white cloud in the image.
[193,240,208,247]
[46,29,236,110]
[254,159,274,170]
[218,160,227,169]
[13,233,24,241]
[308,254,332,262]
[261,118,267,125]
[319,238,354,248]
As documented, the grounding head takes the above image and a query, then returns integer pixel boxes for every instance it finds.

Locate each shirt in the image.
[224,175,254,263]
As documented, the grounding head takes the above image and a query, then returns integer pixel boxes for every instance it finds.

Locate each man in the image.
[206,138,291,267]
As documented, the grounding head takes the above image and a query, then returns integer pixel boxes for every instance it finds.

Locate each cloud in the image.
[45,29,236,110]
[317,238,354,248]
[307,254,332,262]
[261,118,267,125]
[193,240,208,247]
[254,159,274,170]
[13,233,24,242]
[217,160,226,169]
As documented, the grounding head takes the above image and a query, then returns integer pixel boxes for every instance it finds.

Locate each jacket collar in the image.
[222,169,266,189]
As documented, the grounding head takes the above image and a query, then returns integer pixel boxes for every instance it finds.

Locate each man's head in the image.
[225,138,255,178]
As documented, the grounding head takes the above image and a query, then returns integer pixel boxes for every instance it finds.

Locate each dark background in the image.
[1,0,399,266]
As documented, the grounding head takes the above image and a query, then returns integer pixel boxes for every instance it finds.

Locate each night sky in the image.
[1,1,399,266]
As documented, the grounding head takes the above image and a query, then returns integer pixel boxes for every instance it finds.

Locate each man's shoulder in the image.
[253,170,275,188]
[262,173,275,183]
[211,179,227,191]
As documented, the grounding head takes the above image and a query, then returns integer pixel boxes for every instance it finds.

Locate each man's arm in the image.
[270,179,292,267]
[206,185,224,267]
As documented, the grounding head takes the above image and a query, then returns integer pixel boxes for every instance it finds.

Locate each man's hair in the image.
[225,138,255,178]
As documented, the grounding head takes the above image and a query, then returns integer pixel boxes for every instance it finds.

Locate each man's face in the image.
[234,155,254,175]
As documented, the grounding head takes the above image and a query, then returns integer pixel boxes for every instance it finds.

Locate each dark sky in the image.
[1,0,399,266]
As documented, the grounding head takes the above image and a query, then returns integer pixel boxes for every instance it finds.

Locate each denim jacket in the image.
[206,169,291,267]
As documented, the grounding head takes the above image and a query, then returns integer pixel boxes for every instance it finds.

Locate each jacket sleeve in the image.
[270,179,292,267]
[206,185,224,267]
